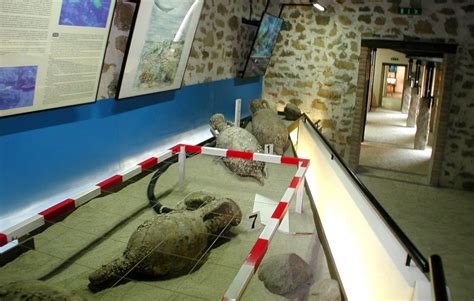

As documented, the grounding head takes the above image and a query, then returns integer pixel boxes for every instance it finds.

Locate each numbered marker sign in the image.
[264,144,274,154]
[243,211,261,231]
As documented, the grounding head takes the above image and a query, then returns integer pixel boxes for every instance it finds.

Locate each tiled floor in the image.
[358,107,473,300]
[361,108,432,176]
[357,173,474,301]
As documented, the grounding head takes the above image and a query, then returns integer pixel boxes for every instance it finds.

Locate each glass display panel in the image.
[241,13,283,78]
[116,0,204,99]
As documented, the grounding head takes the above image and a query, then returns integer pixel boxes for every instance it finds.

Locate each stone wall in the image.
[440,45,474,190]
[184,0,266,85]
[263,0,474,190]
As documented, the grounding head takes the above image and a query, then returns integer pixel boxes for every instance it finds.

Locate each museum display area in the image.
[2,0,474,300]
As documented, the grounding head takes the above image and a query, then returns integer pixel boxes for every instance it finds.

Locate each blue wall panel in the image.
[0,77,262,222]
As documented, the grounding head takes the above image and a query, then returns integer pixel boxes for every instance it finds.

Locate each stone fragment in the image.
[228,16,238,31]
[339,15,352,26]
[358,15,372,24]
[296,23,305,32]
[375,17,386,26]
[334,60,355,70]
[316,16,330,25]
[393,17,408,26]
[445,18,458,35]
[210,114,266,183]
[318,88,342,101]
[249,99,289,154]
[115,36,128,53]
[258,253,313,295]
[415,20,434,34]
[284,103,302,120]
[114,1,134,31]
[308,279,341,301]
[217,3,228,15]
[0,280,83,300]
[290,98,303,106]
[312,99,328,111]
[374,6,384,14]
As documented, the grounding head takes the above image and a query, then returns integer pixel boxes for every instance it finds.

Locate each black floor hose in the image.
[147,139,216,214]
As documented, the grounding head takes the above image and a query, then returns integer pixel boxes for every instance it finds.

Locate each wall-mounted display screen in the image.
[241,13,283,78]
[116,0,204,99]
[0,0,115,117]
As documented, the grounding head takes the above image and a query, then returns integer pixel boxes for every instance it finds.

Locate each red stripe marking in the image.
[289,176,301,188]
[185,145,202,153]
[0,233,8,247]
[300,159,310,167]
[227,150,253,160]
[169,144,184,153]
[281,156,299,165]
[271,202,288,220]
[138,157,158,170]
[246,238,269,271]
[97,175,123,191]
[39,199,76,222]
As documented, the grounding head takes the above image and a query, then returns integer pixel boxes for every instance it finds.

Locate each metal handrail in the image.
[300,113,430,273]
[429,255,449,301]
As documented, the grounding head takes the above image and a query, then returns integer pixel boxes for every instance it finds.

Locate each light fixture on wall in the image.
[312,2,326,11]
[279,1,329,16]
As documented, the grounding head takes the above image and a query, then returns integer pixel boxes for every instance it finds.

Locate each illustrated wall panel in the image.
[0,0,116,117]
[97,0,275,99]
[116,0,204,99]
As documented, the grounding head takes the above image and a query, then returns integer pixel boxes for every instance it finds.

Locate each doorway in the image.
[350,40,457,186]
[380,64,406,111]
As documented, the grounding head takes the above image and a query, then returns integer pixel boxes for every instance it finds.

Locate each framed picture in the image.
[116,0,204,99]
[0,0,115,117]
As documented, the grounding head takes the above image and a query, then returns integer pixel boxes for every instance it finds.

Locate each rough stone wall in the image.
[183,0,273,85]
[441,45,474,190]
[98,0,136,99]
[263,0,474,190]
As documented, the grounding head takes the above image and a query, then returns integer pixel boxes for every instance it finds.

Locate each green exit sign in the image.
[398,7,422,15]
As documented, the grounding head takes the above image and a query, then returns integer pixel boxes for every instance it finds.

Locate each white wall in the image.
[372,49,409,108]
[395,66,406,93]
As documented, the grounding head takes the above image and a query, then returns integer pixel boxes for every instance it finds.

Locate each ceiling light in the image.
[313,2,326,11]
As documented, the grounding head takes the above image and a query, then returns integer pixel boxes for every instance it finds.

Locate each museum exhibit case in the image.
[0,112,449,300]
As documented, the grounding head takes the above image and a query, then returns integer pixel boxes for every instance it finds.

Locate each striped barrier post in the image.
[222,159,309,300]
[0,149,173,247]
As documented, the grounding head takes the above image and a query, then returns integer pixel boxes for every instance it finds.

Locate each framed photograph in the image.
[116,0,204,99]
[0,0,115,117]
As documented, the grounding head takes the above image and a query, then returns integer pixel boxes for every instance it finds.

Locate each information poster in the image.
[0,0,116,117]
[116,0,204,99]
